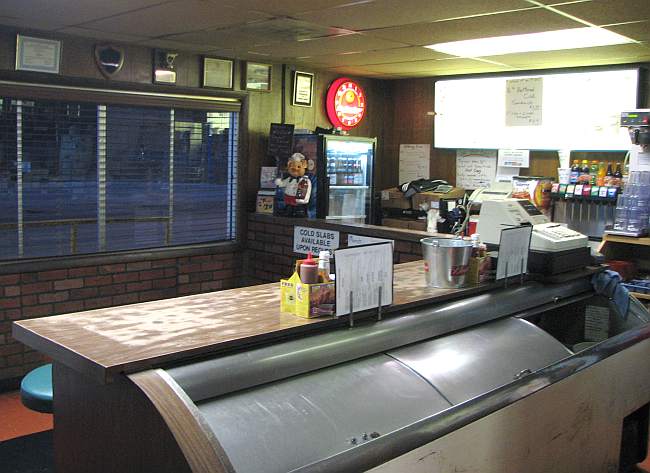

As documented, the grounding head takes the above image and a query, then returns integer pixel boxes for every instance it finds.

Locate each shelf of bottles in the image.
[326,153,367,186]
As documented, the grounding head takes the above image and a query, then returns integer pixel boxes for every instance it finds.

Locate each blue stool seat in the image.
[20,364,53,414]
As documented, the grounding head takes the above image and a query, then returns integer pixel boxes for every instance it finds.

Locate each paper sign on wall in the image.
[505,77,543,127]
[293,227,340,255]
[456,149,497,189]
[399,144,430,183]
[497,149,530,168]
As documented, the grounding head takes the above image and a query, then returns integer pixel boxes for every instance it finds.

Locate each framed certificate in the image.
[244,62,272,92]
[16,35,61,74]
[202,57,234,89]
[292,71,314,107]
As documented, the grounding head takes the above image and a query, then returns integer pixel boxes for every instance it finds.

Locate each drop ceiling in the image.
[1,0,649,78]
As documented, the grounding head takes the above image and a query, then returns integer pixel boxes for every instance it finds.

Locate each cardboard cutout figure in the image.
[275,153,312,217]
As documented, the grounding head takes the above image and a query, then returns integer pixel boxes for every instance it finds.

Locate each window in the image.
[0,93,239,261]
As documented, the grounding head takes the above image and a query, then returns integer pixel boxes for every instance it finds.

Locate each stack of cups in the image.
[613,171,650,233]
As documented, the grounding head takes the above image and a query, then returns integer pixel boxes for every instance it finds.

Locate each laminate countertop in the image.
[14,260,495,383]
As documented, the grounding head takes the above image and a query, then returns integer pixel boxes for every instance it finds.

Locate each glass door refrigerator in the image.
[321,135,375,224]
[291,134,376,224]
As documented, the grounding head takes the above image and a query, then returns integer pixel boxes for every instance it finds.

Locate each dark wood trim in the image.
[129,369,235,473]
[53,363,193,473]
[0,241,241,274]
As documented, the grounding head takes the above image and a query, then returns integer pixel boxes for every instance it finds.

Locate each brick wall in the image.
[0,248,241,390]
[246,213,426,284]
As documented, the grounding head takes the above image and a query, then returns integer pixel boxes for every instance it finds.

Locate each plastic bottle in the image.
[470,233,481,257]
[569,160,580,184]
[597,161,606,186]
[299,252,319,284]
[614,163,623,187]
[318,250,331,283]
[578,160,590,183]
[589,161,599,185]
[604,162,613,186]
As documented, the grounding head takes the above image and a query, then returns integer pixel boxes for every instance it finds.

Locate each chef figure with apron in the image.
[275,153,312,218]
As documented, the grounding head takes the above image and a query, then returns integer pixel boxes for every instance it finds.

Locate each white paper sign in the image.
[495,166,520,183]
[335,242,393,316]
[456,149,497,189]
[399,144,430,184]
[505,77,543,127]
[496,225,532,280]
[260,166,278,189]
[497,149,530,168]
[293,227,340,255]
[348,234,394,249]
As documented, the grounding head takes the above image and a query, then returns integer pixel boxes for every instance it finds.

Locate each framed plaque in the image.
[203,57,234,89]
[292,71,314,107]
[244,62,272,91]
[15,35,61,74]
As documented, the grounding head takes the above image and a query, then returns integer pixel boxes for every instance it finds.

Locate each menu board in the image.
[456,149,497,189]
[505,77,543,127]
[268,123,295,162]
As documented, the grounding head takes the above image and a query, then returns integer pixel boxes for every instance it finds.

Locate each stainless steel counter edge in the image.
[167,278,593,402]
[288,320,650,473]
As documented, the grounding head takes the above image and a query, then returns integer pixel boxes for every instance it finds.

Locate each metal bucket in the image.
[421,237,473,288]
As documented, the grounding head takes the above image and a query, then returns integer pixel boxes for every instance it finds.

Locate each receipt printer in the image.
[477,199,588,252]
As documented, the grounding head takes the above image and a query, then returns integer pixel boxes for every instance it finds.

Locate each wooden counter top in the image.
[14,261,494,383]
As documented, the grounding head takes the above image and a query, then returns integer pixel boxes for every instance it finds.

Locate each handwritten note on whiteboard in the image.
[505,77,543,126]
[456,149,497,189]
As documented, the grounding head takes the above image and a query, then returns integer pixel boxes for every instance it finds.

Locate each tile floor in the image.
[0,391,53,442]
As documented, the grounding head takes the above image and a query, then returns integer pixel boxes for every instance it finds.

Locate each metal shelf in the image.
[329,186,369,189]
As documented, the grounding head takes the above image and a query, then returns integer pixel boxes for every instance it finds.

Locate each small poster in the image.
[505,77,543,127]
[399,144,430,184]
[260,166,278,189]
[498,149,530,168]
[293,226,340,255]
[456,149,497,189]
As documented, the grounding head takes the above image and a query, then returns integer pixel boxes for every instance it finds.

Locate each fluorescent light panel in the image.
[425,27,634,57]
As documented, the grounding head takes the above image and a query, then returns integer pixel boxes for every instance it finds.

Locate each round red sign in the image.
[326,78,366,130]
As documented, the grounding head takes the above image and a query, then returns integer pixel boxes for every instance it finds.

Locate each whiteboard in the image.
[435,68,638,151]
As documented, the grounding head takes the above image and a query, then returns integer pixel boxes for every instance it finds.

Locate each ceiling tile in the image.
[484,43,650,67]
[549,0,650,26]
[249,34,410,58]
[59,27,148,43]
[606,21,650,42]
[359,58,514,75]
[137,38,224,53]
[218,0,378,16]
[166,18,357,50]
[364,8,583,46]
[297,0,533,31]
[79,0,270,38]
[295,46,450,67]
[0,0,165,27]
[0,16,64,31]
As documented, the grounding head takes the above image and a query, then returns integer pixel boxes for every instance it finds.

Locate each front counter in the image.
[13,262,650,473]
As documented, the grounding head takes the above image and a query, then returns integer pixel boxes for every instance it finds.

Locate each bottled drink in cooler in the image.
[614,164,623,187]
[589,161,598,185]
[569,160,580,184]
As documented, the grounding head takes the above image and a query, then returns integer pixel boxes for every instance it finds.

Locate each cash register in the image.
[477,199,588,252]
